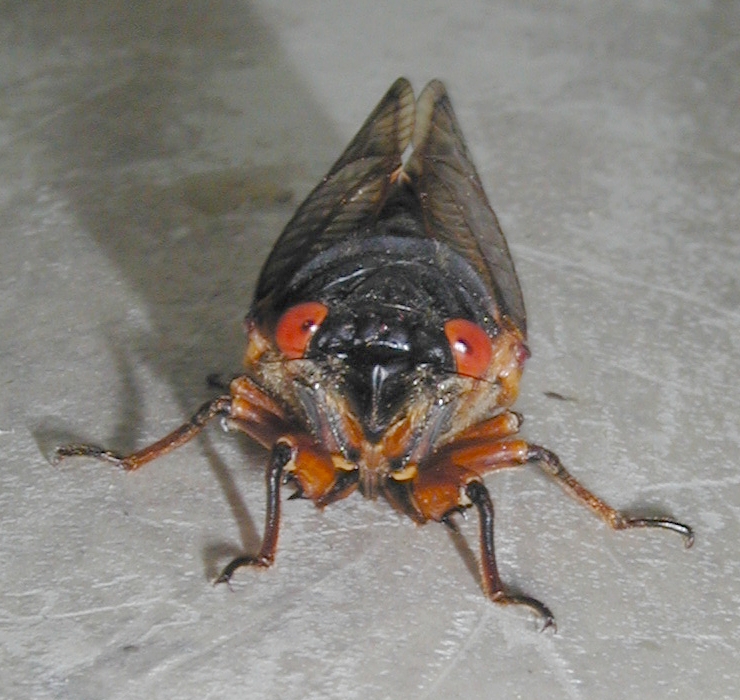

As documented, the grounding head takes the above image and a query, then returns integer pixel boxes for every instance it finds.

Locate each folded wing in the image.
[252,78,525,337]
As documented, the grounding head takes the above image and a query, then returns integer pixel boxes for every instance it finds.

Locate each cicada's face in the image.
[306,296,455,442]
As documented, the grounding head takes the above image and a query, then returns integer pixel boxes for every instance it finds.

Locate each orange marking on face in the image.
[383,416,415,459]
[283,435,337,501]
[244,324,271,365]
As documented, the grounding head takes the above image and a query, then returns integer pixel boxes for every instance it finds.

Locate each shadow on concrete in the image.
[35,0,341,573]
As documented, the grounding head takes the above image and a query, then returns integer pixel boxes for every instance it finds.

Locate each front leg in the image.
[52,376,288,471]
[465,480,555,630]
[432,414,693,547]
[215,440,292,583]
[55,375,356,584]
[411,417,693,629]
[411,459,555,629]
[215,430,358,584]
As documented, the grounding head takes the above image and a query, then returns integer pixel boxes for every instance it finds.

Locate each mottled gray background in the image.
[1,1,738,699]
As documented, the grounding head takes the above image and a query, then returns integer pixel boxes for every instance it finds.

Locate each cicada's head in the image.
[245,248,528,457]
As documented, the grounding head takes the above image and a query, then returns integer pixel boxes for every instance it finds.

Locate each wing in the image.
[252,77,415,323]
[403,80,526,336]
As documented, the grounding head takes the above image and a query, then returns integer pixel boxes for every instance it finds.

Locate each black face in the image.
[308,296,453,441]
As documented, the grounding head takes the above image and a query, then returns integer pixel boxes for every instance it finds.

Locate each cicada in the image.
[56,78,692,628]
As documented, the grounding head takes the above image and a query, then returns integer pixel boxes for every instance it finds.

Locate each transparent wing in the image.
[253,78,415,320]
[403,80,526,335]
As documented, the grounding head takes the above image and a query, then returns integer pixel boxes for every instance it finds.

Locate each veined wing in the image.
[404,80,526,335]
[253,78,415,322]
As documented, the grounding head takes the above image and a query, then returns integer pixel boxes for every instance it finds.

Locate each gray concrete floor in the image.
[2,1,739,699]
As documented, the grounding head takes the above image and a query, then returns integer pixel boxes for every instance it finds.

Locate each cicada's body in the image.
[57,79,692,629]
[239,79,529,516]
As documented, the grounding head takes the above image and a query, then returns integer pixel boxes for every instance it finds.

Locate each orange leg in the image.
[215,436,358,583]
[280,433,359,507]
[54,396,233,470]
[453,410,523,442]
[412,453,555,628]
[527,445,694,545]
[434,436,694,544]
[436,413,693,546]
[413,423,693,629]
[54,377,358,585]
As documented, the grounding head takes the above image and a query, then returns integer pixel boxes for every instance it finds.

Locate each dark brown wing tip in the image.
[329,77,416,173]
[412,79,449,149]
[364,76,415,141]
[384,77,416,155]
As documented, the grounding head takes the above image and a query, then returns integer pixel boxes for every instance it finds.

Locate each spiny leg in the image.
[436,431,693,547]
[465,480,555,630]
[215,440,292,584]
[528,445,694,547]
[54,396,233,471]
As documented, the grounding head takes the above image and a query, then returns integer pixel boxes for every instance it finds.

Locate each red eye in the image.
[275,302,328,359]
[444,318,492,379]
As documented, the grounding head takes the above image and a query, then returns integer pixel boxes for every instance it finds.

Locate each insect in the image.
[56,78,692,629]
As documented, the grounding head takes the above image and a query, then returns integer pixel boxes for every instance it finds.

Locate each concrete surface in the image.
[2,1,739,699]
